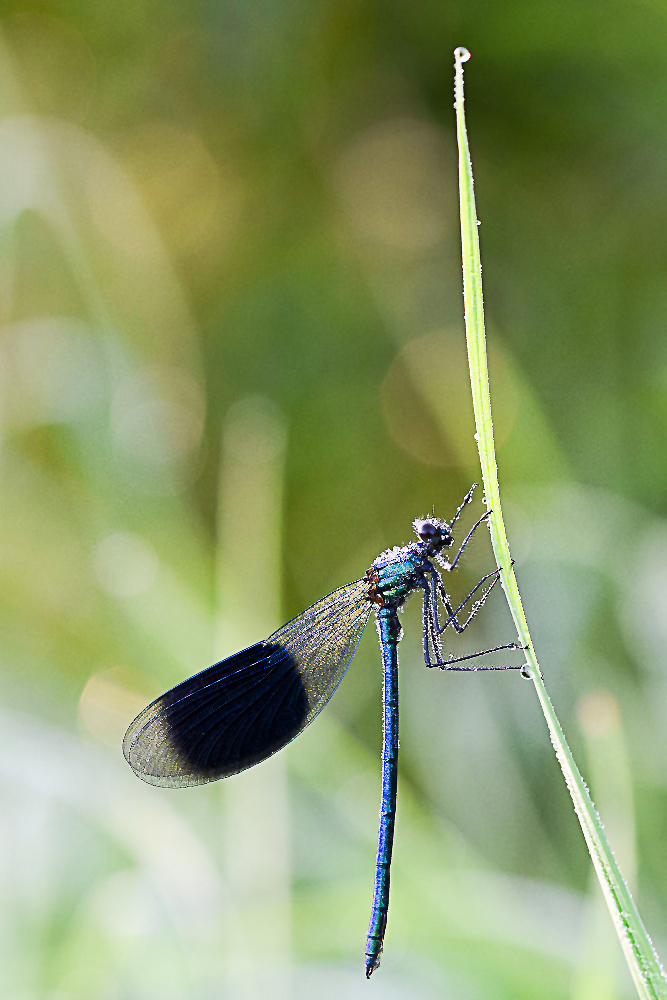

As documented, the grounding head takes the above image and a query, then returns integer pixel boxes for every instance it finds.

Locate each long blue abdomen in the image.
[365,608,400,977]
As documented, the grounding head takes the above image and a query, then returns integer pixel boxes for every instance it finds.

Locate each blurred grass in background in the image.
[1,2,666,998]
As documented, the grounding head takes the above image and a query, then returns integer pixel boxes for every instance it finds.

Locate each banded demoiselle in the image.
[123,485,526,976]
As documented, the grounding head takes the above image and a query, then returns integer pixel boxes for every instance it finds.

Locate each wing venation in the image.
[123,578,372,787]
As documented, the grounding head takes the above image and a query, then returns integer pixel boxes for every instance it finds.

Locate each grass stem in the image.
[454,45,667,1000]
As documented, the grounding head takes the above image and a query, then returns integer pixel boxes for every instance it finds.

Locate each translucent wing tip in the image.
[123,701,207,788]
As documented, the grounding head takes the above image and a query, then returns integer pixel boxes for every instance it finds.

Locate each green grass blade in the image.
[454,45,667,1000]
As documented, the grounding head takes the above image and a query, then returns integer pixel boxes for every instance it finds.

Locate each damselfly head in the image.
[412,517,453,551]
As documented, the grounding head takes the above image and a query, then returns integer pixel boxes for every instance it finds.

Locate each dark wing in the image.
[123,578,372,787]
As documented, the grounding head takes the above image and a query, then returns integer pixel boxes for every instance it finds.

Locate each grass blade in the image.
[454,45,667,1000]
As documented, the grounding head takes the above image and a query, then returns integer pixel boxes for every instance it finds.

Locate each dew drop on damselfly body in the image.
[123,485,526,976]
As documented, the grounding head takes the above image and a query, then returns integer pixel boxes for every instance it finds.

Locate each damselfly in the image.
[123,485,526,976]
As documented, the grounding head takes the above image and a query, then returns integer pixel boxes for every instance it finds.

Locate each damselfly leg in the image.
[437,566,502,634]
[422,564,525,671]
[448,482,477,529]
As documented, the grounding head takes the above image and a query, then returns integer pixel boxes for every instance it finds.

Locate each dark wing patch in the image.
[123,579,371,787]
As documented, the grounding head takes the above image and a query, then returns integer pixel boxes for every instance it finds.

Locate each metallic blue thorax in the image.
[365,542,430,608]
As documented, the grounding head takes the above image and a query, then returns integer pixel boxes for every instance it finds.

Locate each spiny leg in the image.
[421,568,494,666]
[423,576,446,667]
[440,575,500,634]
[438,574,527,664]
[425,614,526,670]
[431,643,527,671]
[423,569,527,671]
[423,572,476,667]
[448,482,477,529]
[437,510,491,572]
[422,578,438,665]
[435,566,502,635]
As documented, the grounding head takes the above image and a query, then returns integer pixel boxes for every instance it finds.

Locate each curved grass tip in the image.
[454,46,471,63]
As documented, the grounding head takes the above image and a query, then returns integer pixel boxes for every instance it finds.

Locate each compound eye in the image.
[417,521,440,542]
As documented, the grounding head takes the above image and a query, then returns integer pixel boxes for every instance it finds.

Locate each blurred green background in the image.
[1,2,666,998]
